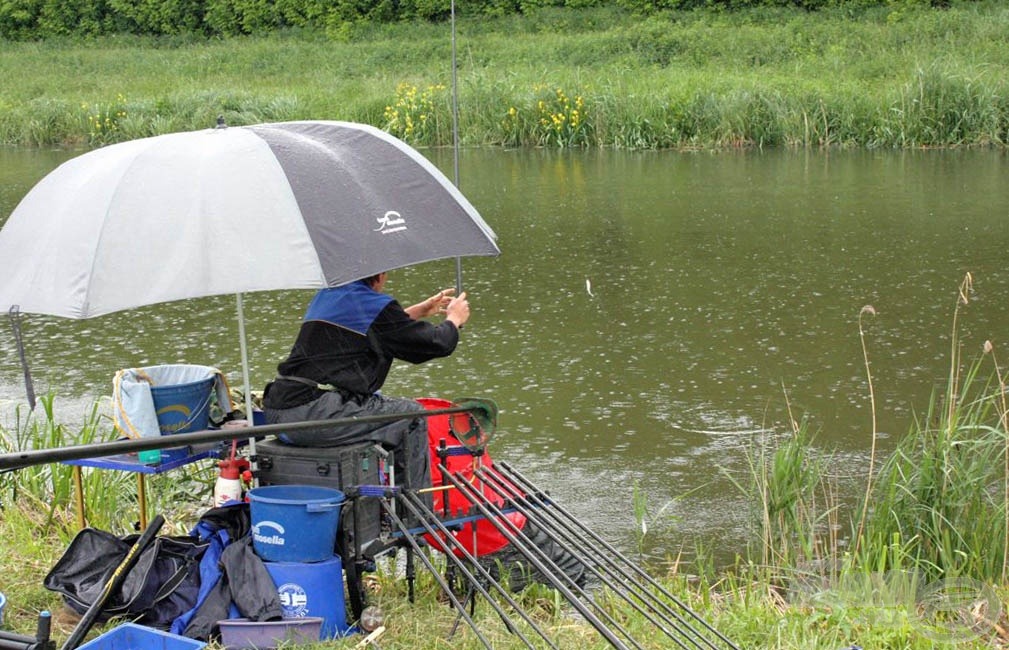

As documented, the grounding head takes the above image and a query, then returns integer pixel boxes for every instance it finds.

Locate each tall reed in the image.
[0,393,213,534]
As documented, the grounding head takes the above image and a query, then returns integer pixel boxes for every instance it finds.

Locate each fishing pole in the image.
[0,401,496,472]
[477,467,716,650]
[496,461,742,650]
[60,515,166,650]
[480,469,721,650]
[395,491,557,649]
[474,469,700,649]
[451,0,463,292]
[378,499,494,650]
[492,462,727,647]
[8,305,36,411]
[440,465,639,650]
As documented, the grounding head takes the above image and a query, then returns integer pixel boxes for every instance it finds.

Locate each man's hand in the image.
[407,288,456,320]
[446,292,469,329]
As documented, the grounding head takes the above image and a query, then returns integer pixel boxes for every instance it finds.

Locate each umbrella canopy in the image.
[0,120,499,319]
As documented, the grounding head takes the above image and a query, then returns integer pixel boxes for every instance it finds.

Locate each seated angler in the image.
[262,270,471,498]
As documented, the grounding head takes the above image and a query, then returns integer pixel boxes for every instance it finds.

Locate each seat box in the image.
[254,440,383,560]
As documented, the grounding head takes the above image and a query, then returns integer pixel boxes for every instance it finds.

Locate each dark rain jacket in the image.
[264,281,459,409]
[174,505,282,641]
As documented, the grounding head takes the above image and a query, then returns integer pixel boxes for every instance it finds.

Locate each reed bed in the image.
[727,273,1009,646]
[1,3,1007,149]
[0,393,214,535]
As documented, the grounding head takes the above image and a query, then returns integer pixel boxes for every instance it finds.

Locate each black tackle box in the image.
[254,439,385,561]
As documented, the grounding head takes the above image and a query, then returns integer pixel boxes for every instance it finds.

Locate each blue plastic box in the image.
[77,623,206,650]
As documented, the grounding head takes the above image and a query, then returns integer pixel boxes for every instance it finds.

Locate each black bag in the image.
[44,528,209,628]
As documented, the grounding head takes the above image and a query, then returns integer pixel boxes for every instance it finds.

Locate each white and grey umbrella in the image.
[0,120,500,417]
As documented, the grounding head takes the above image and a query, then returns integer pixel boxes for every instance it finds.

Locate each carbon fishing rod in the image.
[440,464,639,650]
[496,461,742,650]
[476,467,722,650]
[473,468,705,650]
[394,491,558,649]
[492,464,736,650]
[481,471,722,650]
[61,515,165,650]
[450,0,463,293]
[378,499,494,650]
[0,400,496,472]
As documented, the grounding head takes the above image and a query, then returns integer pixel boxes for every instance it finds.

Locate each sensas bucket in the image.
[248,485,345,563]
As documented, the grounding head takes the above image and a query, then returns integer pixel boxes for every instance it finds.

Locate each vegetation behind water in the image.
[1,2,1007,149]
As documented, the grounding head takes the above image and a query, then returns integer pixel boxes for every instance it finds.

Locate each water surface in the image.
[2,146,1006,564]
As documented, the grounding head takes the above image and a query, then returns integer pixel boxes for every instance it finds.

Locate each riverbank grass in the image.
[1,3,1008,148]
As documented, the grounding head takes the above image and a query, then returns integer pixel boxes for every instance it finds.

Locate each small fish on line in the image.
[585,278,594,297]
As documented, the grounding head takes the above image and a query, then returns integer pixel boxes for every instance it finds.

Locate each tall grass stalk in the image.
[726,408,837,574]
[735,274,1009,588]
[983,339,1009,580]
[850,273,1009,584]
[853,304,877,557]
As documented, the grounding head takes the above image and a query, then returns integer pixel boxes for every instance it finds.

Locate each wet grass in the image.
[0,3,1008,148]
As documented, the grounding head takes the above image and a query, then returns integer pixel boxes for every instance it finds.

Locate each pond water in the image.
[1,145,1007,566]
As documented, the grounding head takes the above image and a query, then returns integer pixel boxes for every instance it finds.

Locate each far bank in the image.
[1,3,1007,149]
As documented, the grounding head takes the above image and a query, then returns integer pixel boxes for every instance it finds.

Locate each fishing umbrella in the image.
[0,120,499,421]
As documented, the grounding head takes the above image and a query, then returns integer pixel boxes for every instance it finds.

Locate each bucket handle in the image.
[306,501,344,513]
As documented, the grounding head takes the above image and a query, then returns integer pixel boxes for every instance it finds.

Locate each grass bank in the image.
[1,3,1008,149]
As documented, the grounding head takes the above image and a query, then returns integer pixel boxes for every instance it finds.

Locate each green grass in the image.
[0,3,1008,148]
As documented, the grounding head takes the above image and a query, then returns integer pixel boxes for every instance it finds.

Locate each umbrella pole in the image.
[235,293,259,472]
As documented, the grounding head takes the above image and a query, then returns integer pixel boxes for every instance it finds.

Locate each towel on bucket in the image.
[113,364,232,439]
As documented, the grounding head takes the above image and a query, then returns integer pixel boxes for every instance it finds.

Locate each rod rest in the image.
[343,485,400,499]
[0,611,53,650]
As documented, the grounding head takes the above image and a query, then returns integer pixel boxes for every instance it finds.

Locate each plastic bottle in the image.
[214,460,244,507]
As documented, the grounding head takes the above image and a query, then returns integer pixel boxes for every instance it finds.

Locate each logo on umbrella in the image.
[375,211,407,234]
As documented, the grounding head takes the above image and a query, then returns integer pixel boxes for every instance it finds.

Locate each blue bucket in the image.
[0,591,6,626]
[265,556,348,639]
[248,485,345,563]
[151,377,215,435]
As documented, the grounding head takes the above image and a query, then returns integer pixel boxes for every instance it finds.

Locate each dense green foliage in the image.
[0,3,1007,150]
[0,0,964,39]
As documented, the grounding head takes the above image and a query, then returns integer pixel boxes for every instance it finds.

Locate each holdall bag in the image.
[44,528,209,628]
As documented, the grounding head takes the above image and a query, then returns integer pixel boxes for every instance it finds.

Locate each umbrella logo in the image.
[375,211,407,234]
